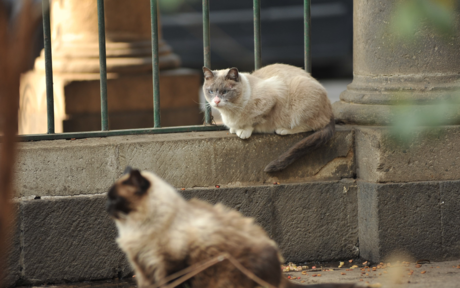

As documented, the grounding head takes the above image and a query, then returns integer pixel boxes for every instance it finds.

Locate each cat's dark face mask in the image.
[106,168,150,219]
[203,67,242,109]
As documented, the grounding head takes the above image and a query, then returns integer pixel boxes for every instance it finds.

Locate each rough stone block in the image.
[440,181,460,260]
[117,127,354,190]
[21,195,130,284]
[16,139,119,197]
[16,127,354,197]
[182,180,359,262]
[357,181,460,262]
[271,180,359,262]
[3,203,21,287]
[356,126,460,183]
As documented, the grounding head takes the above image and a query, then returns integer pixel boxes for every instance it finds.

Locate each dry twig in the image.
[152,253,277,288]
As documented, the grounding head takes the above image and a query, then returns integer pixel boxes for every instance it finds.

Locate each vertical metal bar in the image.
[253,0,261,70]
[150,0,161,128]
[304,0,312,73]
[97,0,109,131]
[42,0,55,134]
[203,0,212,125]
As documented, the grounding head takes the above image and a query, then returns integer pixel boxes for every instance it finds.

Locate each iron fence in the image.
[20,0,311,141]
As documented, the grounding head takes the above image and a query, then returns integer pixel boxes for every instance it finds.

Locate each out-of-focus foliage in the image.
[389,0,460,142]
[391,95,460,143]
[159,0,199,14]
[390,0,457,40]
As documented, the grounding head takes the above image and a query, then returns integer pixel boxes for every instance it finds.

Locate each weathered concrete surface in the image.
[355,126,460,183]
[270,180,359,262]
[8,181,358,285]
[358,180,460,262]
[21,195,131,285]
[15,127,354,197]
[181,180,359,263]
[3,204,21,287]
[440,181,460,260]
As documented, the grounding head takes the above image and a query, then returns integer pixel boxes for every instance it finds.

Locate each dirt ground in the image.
[283,259,460,288]
[21,259,460,288]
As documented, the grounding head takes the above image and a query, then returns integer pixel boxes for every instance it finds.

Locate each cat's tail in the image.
[264,117,335,173]
[280,277,356,288]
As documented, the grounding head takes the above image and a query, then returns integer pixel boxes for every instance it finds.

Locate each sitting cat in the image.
[107,168,355,288]
[202,64,334,172]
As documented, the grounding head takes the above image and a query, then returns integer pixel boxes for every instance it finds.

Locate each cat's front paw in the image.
[236,128,253,139]
[229,128,236,134]
[275,128,289,135]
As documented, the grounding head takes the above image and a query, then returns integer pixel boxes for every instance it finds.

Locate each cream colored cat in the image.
[107,168,356,288]
[202,63,335,172]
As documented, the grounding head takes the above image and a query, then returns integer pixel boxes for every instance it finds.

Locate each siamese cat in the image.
[202,64,335,173]
[107,168,355,288]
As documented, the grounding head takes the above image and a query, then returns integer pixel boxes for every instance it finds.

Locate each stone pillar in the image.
[333,0,460,125]
[334,0,460,262]
[20,0,202,134]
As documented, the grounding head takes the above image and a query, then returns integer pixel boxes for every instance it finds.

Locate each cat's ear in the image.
[226,68,239,82]
[123,166,132,175]
[202,67,214,80]
[123,169,151,195]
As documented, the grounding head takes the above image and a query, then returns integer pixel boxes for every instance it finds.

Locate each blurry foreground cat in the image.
[107,168,355,288]
[202,64,334,173]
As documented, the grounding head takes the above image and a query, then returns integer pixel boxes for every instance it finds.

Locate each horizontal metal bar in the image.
[18,125,227,142]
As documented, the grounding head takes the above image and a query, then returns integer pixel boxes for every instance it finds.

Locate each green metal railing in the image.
[97,0,109,131]
[41,0,54,134]
[20,0,311,142]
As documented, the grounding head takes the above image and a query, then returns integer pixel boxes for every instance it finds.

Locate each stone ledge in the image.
[7,181,358,286]
[21,195,131,285]
[15,127,354,198]
[355,126,460,183]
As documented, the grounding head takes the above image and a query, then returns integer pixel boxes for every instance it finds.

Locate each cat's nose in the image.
[213,97,221,105]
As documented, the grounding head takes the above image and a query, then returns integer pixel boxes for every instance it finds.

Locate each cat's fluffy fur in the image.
[202,64,335,172]
[107,168,355,288]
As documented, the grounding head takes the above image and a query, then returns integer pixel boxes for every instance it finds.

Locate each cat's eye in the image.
[208,90,214,94]
[223,90,228,94]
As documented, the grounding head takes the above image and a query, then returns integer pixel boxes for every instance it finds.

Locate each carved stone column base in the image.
[19,0,192,134]
[335,0,460,125]
[19,69,202,134]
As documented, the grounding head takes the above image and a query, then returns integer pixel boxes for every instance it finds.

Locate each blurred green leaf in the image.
[390,1,424,39]
[390,0,457,41]
[389,0,459,144]
[420,0,456,37]
[390,95,460,143]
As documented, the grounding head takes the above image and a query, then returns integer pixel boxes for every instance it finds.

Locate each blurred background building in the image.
[18,0,353,134]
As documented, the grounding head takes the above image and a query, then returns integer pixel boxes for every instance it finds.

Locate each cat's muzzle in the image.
[106,187,132,219]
